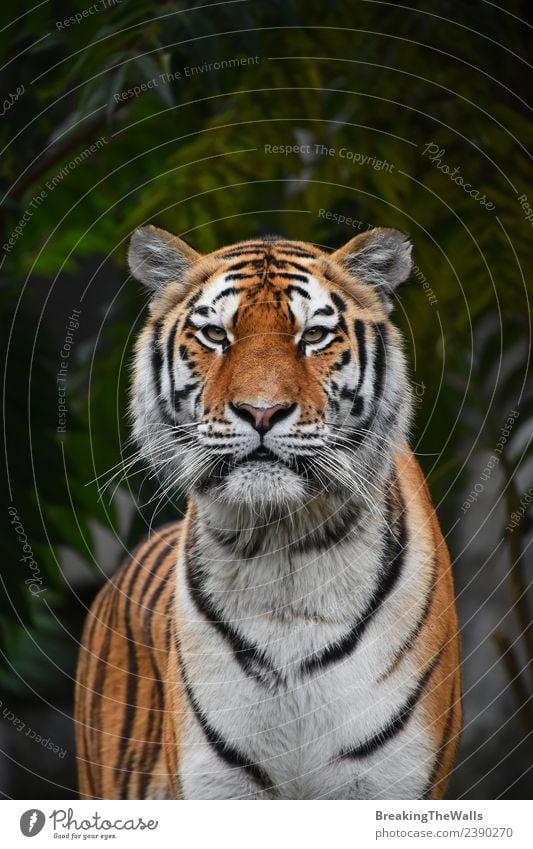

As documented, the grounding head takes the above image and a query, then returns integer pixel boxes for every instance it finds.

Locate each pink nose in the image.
[231,402,295,433]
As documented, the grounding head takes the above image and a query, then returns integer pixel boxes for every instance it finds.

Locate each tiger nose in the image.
[230,402,295,434]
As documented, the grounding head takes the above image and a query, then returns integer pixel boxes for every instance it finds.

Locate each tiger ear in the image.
[331,228,412,310]
[128,225,201,292]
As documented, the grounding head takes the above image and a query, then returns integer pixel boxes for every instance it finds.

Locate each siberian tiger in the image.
[75,225,462,800]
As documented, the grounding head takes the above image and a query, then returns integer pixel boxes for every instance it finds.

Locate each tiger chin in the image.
[75,225,462,800]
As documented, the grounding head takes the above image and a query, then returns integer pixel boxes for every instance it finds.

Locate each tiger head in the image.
[129,226,413,512]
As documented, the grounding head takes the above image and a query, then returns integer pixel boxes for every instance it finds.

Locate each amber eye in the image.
[203,325,227,343]
[302,326,328,344]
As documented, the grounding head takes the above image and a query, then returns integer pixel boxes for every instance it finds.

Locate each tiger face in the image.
[129,227,413,510]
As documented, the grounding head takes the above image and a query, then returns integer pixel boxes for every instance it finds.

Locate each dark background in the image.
[0,0,531,799]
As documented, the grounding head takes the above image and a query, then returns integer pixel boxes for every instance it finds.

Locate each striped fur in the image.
[75,227,462,799]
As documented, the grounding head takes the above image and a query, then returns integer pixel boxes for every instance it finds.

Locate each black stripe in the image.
[330,291,346,312]
[225,272,258,281]
[219,242,270,253]
[274,248,315,258]
[423,678,458,798]
[211,503,360,558]
[151,319,164,405]
[271,272,309,283]
[166,318,180,409]
[290,504,360,554]
[300,488,407,676]
[379,561,437,681]
[144,553,176,619]
[115,540,164,799]
[136,551,178,799]
[224,261,261,272]
[217,250,263,259]
[84,583,113,799]
[135,683,162,799]
[185,540,282,688]
[174,382,197,411]
[354,319,367,394]
[341,644,446,760]
[178,653,273,793]
[286,284,311,300]
[90,527,163,775]
[373,322,387,403]
[314,304,334,317]
[92,583,125,796]
[164,593,174,653]
[150,319,176,427]
[271,258,311,274]
[122,545,177,799]
[212,285,241,302]
[336,315,348,336]
[206,525,264,559]
[332,349,351,370]
[178,343,189,361]
[115,531,176,796]
[343,321,388,448]
[340,386,364,417]
[184,290,202,309]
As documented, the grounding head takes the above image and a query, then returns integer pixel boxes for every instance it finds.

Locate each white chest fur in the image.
[175,495,436,800]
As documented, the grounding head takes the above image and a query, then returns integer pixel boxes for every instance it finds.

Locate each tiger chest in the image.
[176,616,433,800]
[175,526,435,799]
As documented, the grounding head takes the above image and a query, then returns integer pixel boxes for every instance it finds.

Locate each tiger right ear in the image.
[128,225,201,292]
[331,228,412,312]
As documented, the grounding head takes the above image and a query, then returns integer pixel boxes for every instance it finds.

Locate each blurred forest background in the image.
[0,0,531,799]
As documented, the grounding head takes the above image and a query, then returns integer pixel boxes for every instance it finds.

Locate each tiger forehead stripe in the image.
[212,286,239,303]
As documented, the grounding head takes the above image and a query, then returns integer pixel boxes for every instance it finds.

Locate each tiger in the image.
[75,224,462,800]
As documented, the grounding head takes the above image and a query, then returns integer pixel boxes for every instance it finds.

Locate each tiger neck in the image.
[184,465,397,622]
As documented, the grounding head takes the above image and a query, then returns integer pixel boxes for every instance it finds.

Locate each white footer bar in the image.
[3,799,530,848]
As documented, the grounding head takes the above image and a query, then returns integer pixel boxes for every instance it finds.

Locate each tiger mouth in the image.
[244,447,279,463]
[235,446,319,475]
[196,446,323,492]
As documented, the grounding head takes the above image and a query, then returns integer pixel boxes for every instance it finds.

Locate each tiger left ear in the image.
[331,228,413,311]
[128,225,202,292]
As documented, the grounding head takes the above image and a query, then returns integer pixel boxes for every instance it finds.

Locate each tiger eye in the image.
[302,326,327,343]
[204,325,227,343]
